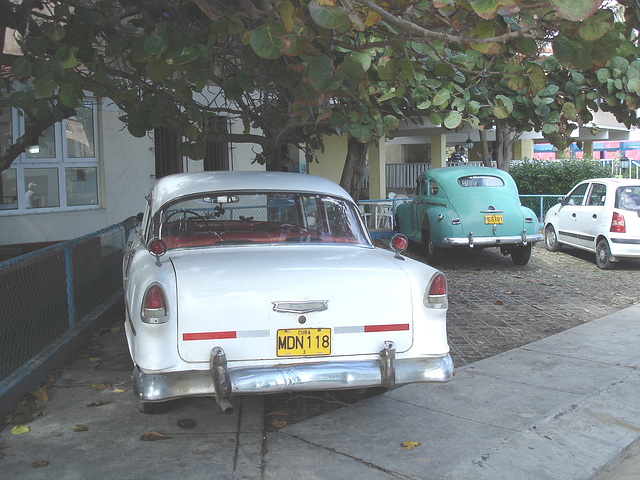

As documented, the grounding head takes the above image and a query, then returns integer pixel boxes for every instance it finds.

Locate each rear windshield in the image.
[155,192,370,249]
[457,175,505,187]
[616,186,640,211]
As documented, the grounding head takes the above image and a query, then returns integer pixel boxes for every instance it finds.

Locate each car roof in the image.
[420,166,514,183]
[150,171,353,213]
[575,178,640,187]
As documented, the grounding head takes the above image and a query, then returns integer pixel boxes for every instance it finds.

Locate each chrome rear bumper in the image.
[442,232,543,247]
[133,345,454,403]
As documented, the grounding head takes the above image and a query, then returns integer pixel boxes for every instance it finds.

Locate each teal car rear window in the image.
[457,175,505,187]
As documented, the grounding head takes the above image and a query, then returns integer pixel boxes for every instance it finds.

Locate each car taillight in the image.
[142,284,168,323]
[390,233,409,258]
[610,212,626,233]
[149,237,168,256]
[424,272,447,308]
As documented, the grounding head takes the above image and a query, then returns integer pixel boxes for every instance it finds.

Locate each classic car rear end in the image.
[396,167,542,265]
[123,172,453,413]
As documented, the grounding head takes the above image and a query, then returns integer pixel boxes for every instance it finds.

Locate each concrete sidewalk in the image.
[1,304,639,479]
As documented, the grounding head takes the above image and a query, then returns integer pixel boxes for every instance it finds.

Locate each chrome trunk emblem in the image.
[272,300,329,314]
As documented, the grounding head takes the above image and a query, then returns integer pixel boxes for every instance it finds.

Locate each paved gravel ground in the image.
[265,242,639,428]
[437,243,639,367]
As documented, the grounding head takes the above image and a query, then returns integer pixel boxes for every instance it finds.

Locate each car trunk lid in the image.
[171,245,414,363]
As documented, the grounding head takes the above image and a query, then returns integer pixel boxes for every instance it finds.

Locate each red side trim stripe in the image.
[183,331,237,341]
[364,323,410,333]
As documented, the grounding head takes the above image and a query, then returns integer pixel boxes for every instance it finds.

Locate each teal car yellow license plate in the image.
[484,214,503,224]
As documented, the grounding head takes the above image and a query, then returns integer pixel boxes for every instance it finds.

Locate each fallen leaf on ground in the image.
[271,419,288,429]
[91,383,113,391]
[141,431,172,441]
[532,305,545,310]
[494,300,503,305]
[565,312,574,317]
[88,357,102,363]
[505,291,515,295]
[110,326,121,333]
[401,441,420,450]
[112,388,127,393]
[32,461,49,468]
[73,424,88,432]
[28,390,49,402]
[11,425,30,435]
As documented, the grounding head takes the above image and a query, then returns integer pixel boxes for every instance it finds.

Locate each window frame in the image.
[0,101,100,215]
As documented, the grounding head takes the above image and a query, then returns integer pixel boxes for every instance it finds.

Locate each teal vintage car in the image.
[396,167,543,265]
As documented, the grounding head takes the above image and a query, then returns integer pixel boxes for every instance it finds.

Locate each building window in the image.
[154,126,182,178]
[204,117,229,171]
[0,100,99,215]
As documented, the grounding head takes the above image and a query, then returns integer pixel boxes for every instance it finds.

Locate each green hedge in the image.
[510,159,614,195]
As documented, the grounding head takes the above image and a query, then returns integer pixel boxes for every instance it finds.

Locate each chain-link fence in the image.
[519,195,560,226]
[0,224,126,383]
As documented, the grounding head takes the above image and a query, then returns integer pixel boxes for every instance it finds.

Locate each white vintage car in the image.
[122,171,453,413]
[544,177,640,269]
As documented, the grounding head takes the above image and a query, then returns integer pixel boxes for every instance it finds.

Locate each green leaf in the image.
[550,0,601,21]
[11,57,33,78]
[58,84,81,107]
[309,1,350,30]
[35,73,57,97]
[144,24,169,55]
[250,22,286,59]
[597,68,611,83]
[308,56,334,92]
[493,94,513,119]
[443,110,462,129]
[428,111,443,126]
[562,102,578,119]
[432,89,451,108]
[628,78,640,95]
[578,9,613,42]
[59,48,79,69]
[147,58,173,82]
[279,1,296,32]
[166,47,200,65]
[347,52,371,71]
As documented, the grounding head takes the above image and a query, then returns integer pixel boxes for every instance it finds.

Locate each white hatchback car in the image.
[544,178,640,269]
[122,171,453,413]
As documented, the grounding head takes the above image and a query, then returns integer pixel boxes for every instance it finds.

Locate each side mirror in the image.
[557,197,565,205]
[123,215,141,230]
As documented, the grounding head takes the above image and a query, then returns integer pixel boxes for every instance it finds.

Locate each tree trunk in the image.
[494,124,518,172]
[479,130,491,167]
[340,137,369,200]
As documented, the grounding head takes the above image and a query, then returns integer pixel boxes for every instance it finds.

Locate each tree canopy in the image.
[1,0,639,192]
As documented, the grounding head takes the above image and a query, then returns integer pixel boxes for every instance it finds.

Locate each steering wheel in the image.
[165,209,210,233]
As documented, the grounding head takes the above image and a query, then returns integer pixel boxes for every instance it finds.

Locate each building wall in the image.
[1,99,267,248]
[308,134,347,184]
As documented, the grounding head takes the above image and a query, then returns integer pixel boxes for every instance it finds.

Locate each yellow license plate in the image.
[484,214,503,224]
[277,328,331,357]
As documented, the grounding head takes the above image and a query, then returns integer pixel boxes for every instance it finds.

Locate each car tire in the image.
[595,238,615,270]
[544,225,561,252]
[138,400,173,414]
[423,231,444,264]
[510,244,532,266]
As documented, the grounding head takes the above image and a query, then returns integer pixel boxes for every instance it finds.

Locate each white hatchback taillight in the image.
[610,212,626,233]
[424,273,447,308]
[142,284,169,324]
